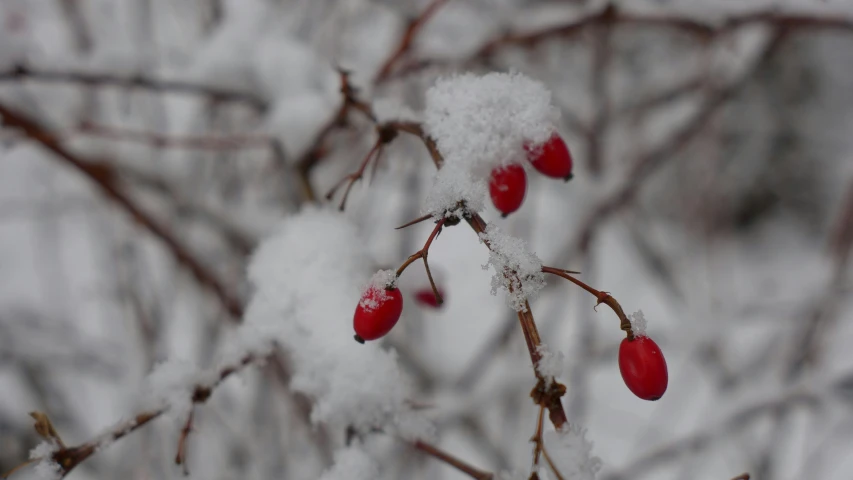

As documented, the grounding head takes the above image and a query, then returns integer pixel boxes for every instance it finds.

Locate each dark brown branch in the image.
[72,122,273,151]
[413,440,494,480]
[0,102,245,319]
[473,6,853,59]
[374,0,450,83]
[563,29,788,260]
[43,353,257,477]
[0,65,267,111]
[174,409,195,475]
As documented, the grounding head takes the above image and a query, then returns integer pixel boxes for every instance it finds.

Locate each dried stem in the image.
[413,439,494,480]
[541,266,633,339]
[295,70,377,201]
[72,122,273,150]
[0,65,266,111]
[396,213,435,230]
[374,0,450,83]
[12,354,260,478]
[0,102,245,319]
[396,218,446,305]
[473,6,853,59]
[174,409,195,475]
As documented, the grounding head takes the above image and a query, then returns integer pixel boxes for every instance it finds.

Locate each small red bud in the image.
[353,287,404,342]
[526,133,573,180]
[489,164,527,216]
[618,335,668,401]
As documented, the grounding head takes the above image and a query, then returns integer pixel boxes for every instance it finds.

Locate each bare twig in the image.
[174,409,195,475]
[374,0,450,83]
[396,218,446,305]
[413,439,494,480]
[0,102,245,319]
[0,65,267,111]
[72,122,273,151]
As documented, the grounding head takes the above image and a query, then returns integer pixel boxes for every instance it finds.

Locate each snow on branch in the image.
[243,206,430,437]
[479,223,545,312]
[423,71,558,217]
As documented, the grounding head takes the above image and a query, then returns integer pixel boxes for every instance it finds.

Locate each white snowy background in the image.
[2,0,853,479]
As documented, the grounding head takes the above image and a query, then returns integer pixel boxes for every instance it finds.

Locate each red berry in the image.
[414,288,444,309]
[489,164,527,217]
[526,133,573,181]
[618,336,668,401]
[353,287,404,343]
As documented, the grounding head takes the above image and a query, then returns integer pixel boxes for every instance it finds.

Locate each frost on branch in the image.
[536,344,565,386]
[28,441,62,480]
[139,358,208,424]
[479,224,545,311]
[542,426,602,480]
[241,206,429,437]
[423,71,558,217]
[629,310,648,337]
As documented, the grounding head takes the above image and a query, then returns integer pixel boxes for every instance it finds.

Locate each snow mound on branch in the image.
[542,425,602,480]
[29,441,62,480]
[536,344,565,386]
[630,310,648,337]
[241,206,429,438]
[423,71,558,216]
[479,224,545,311]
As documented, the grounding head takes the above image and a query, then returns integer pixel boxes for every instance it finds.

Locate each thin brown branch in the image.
[562,29,788,262]
[473,6,853,59]
[295,70,377,201]
[0,102,245,319]
[374,0,450,83]
[0,65,267,111]
[72,122,273,151]
[413,439,494,480]
[396,219,446,305]
[602,392,818,480]
[38,353,257,477]
[541,267,633,339]
[326,140,384,210]
[174,409,195,475]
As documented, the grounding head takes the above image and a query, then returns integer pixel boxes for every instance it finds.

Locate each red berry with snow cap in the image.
[489,164,527,217]
[618,335,668,401]
[526,133,573,181]
[353,284,404,343]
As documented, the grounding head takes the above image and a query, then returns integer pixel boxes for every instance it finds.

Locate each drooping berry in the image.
[353,285,404,343]
[489,164,527,217]
[414,287,444,309]
[618,335,668,401]
[526,133,573,181]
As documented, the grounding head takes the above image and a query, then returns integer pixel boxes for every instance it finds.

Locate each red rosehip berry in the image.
[618,335,668,401]
[526,133,573,181]
[489,164,527,217]
[353,286,404,343]
[414,287,444,309]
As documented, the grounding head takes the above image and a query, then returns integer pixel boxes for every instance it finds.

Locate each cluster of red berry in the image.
[351,131,668,402]
[489,133,574,217]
